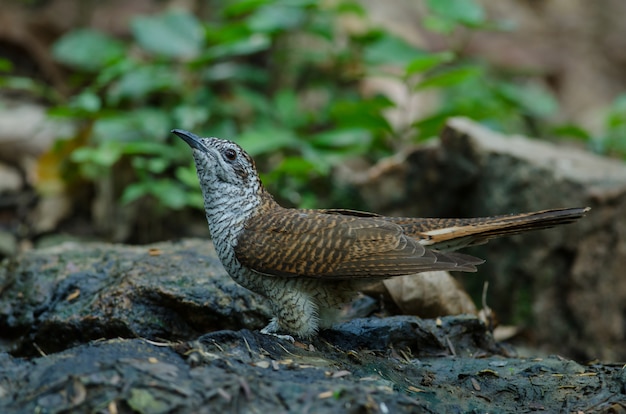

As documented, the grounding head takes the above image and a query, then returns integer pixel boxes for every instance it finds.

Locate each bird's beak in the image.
[172,129,210,152]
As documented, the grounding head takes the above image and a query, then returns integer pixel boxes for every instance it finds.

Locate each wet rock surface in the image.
[1,239,626,412]
[1,327,625,413]
[0,239,271,357]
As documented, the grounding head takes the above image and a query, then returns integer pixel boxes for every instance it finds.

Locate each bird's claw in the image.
[260,321,295,343]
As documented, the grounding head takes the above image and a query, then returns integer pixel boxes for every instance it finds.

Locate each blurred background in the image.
[1,0,625,249]
[1,0,625,358]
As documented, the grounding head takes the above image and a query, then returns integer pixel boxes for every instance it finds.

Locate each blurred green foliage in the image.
[2,0,624,214]
[552,94,626,157]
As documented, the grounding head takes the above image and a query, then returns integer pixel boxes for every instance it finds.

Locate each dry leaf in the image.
[254,361,270,369]
[66,289,80,301]
[493,325,521,342]
[364,271,477,317]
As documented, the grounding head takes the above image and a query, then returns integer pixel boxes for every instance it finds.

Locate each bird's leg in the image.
[260,288,319,341]
[315,281,363,329]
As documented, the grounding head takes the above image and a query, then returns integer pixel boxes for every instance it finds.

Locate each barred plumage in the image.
[173,129,589,339]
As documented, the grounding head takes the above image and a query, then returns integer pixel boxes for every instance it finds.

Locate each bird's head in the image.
[172,129,263,199]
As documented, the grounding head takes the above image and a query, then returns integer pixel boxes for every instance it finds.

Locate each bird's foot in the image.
[260,320,295,343]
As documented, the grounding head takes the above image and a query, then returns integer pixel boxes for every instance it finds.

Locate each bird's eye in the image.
[223,148,237,161]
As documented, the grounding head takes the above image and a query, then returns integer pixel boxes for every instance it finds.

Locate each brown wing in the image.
[313,207,589,251]
[235,209,483,280]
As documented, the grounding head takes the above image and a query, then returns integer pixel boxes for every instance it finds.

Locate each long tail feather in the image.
[394,207,590,251]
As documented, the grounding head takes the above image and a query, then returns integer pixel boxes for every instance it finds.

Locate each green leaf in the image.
[306,12,335,41]
[122,180,191,209]
[413,112,454,140]
[93,58,136,89]
[203,21,250,44]
[175,163,200,187]
[147,157,170,173]
[133,109,172,137]
[550,124,591,141]
[247,3,309,33]
[606,94,626,129]
[222,0,271,18]
[426,0,486,27]
[120,183,149,205]
[274,89,303,127]
[132,10,203,58]
[235,125,299,156]
[611,94,626,112]
[175,165,206,209]
[173,105,210,131]
[119,141,171,157]
[405,52,455,76]
[496,82,558,117]
[91,109,171,144]
[330,96,394,132]
[69,92,101,114]
[0,76,46,96]
[199,34,270,61]
[184,192,205,210]
[275,156,317,176]
[150,180,189,209]
[92,116,139,143]
[231,86,272,115]
[310,128,372,150]
[132,156,169,174]
[202,62,268,84]
[365,34,423,67]
[0,58,13,72]
[108,65,181,103]
[71,143,122,167]
[422,15,457,34]
[335,1,366,16]
[416,65,482,90]
[52,29,125,71]
[300,129,373,176]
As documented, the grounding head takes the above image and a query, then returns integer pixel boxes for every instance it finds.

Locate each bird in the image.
[172,129,590,339]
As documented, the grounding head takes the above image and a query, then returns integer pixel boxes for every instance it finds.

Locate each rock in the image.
[346,117,626,361]
[0,231,17,257]
[0,98,77,240]
[1,331,624,413]
[0,99,75,168]
[322,314,502,356]
[1,238,625,412]
[0,161,27,259]
[0,239,271,356]
[0,162,22,193]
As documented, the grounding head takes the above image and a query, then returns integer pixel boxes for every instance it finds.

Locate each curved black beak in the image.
[172,129,209,152]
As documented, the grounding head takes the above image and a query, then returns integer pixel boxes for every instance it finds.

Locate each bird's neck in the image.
[203,182,279,245]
